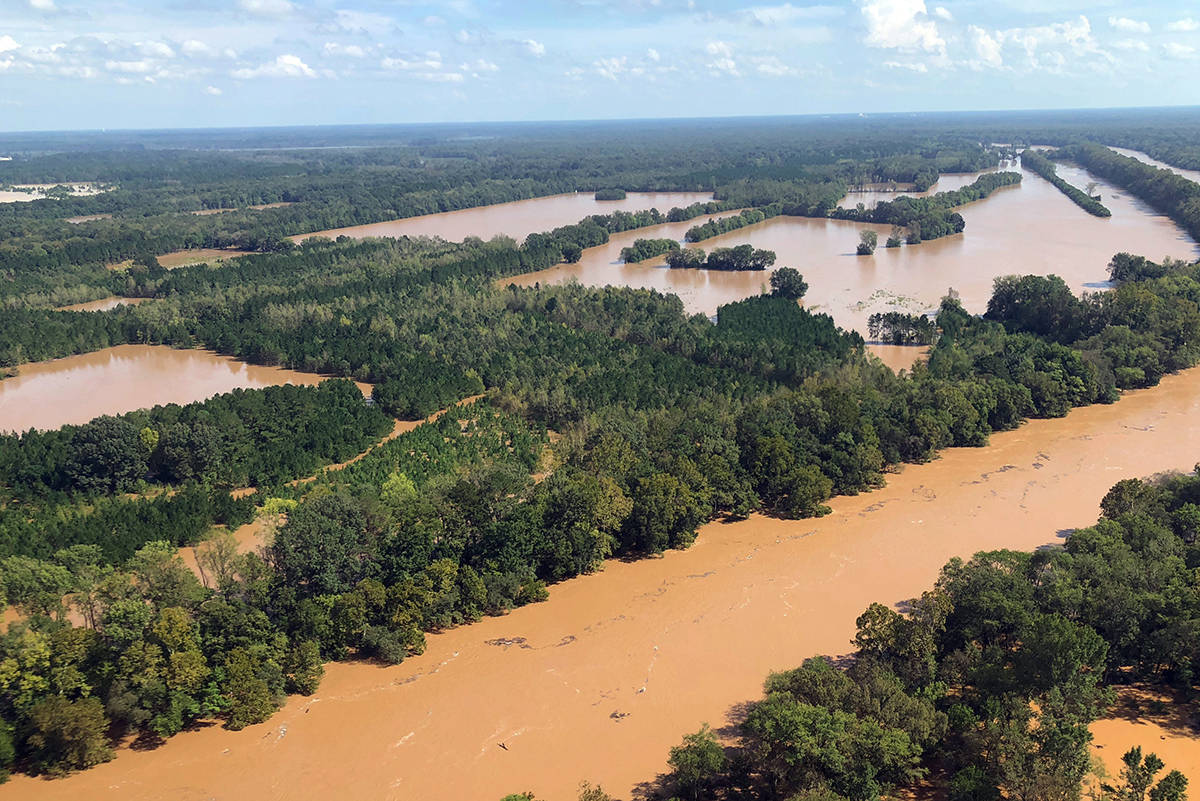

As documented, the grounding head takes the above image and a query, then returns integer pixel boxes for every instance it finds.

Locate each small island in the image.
[594,188,626,200]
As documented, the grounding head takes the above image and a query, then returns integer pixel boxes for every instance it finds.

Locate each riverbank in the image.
[10,360,1200,801]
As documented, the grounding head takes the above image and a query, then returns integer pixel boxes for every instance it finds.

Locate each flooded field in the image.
[13,364,1200,801]
[0,345,369,432]
[295,191,714,244]
[509,159,1197,334]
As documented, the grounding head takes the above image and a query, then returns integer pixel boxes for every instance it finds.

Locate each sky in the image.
[0,0,1198,131]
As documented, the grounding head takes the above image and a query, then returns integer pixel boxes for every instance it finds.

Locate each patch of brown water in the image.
[12,366,1200,801]
[294,191,715,244]
[0,345,371,433]
[866,344,930,373]
[1088,686,1200,792]
[505,160,1197,335]
[56,296,154,312]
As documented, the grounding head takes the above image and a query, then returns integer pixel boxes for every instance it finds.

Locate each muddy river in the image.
[508,159,1198,334]
[56,296,153,312]
[0,345,369,432]
[11,363,1200,801]
[295,191,714,244]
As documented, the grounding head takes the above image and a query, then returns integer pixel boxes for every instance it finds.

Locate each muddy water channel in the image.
[1107,146,1200,184]
[13,367,1200,801]
[510,159,1198,334]
[295,191,714,244]
[0,345,367,432]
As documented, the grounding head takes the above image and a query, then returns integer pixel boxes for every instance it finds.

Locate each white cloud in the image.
[381,54,444,71]
[883,59,928,72]
[459,58,498,73]
[204,85,222,95]
[523,39,545,57]
[705,40,739,76]
[237,0,293,17]
[105,59,154,74]
[0,35,18,54]
[1108,16,1150,34]
[324,42,367,58]
[987,16,1108,72]
[933,6,951,21]
[859,0,945,54]
[1167,19,1199,32]
[738,3,842,26]
[28,0,55,11]
[138,42,175,59]
[414,72,464,82]
[1165,42,1196,58]
[755,56,797,76]
[647,48,660,62]
[969,25,1003,68]
[594,56,627,80]
[231,54,315,79]
[1112,39,1149,51]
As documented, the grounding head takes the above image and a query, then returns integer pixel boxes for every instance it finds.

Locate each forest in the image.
[3,112,1200,785]
[1019,148,1111,217]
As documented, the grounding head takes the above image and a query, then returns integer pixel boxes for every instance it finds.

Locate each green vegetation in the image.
[868,311,936,345]
[1066,143,1200,244]
[641,469,1200,801]
[1021,149,1112,217]
[832,171,1022,243]
[857,229,878,255]
[593,189,626,201]
[620,237,680,263]
[2,113,1200,783]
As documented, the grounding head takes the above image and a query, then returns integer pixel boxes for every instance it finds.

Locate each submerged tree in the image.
[770,267,809,300]
[857,229,878,256]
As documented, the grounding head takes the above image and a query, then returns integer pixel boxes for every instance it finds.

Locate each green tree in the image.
[669,723,727,800]
[770,267,809,300]
[24,695,113,775]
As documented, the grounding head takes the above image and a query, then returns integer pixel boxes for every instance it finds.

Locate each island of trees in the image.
[1020,148,1112,217]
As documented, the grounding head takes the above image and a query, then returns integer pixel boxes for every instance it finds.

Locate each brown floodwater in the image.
[13,365,1200,801]
[1089,687,1200,791]
[0,345,369,433]
[865,344,929,373]
[1107,147,1200,185]
[509,160,1198,334]
[56,296,153,312]
[294,191,714,244]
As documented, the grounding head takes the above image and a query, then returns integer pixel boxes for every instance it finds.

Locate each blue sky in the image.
[0,0,1197,131]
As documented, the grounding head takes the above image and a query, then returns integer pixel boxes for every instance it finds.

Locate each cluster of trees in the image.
[619,238,680,263]
[1066,143,1200,244]
[832,172,1022,243]
[0,380,389,498]
[867,311,937,345]
[593,189,626,200]
[665,245,777,271]
[1020,149,1112,217]
[655,469,1200,801]
[857,229,878,255]
[685,209,774,242]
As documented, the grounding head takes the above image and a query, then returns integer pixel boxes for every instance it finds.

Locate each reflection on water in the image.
[1106,146,1200,185]
[0,345,368,432]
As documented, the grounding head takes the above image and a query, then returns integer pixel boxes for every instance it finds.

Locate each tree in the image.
[669,723,727,800]
[771,267,809,300]
[271,493,376,597]
[65,416,148,493]
[24,696,113,775]
[223,648,277,730]
[857,229,878,256]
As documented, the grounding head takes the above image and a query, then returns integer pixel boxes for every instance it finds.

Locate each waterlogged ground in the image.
[0,345,370,432]
[13,366,1200,801]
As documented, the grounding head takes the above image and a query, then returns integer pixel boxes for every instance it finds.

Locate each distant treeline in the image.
[1020,148,1111,217]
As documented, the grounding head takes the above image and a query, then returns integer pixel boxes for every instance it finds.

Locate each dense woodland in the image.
[2,113,1200,784]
